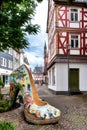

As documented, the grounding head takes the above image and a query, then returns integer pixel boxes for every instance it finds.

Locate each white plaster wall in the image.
[70,23,79,28]
[48,65,57,91]
[70,50,80,55]
[69,63,87,91]
[48,63,68,91]
[56,63,68,91]
[0,68,12,75]
[48,62,87,92]
[78,64,87,91]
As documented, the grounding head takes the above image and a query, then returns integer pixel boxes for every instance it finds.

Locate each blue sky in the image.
[24,0,48,70]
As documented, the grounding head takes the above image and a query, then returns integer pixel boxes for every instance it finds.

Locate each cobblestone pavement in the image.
[0,86,87,130]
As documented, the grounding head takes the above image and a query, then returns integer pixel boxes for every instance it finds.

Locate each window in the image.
[8,60,13,69]
[8,48,13,55]
[49,70,51,85]
[52,67,55,85]
[4,48,13,55]
[3,75,9,87]
[5,76,9,86]
[1,57,7,67]
[71,35,79,48]
[70,8,78,22]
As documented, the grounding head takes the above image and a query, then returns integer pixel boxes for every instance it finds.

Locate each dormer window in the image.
[70,8,78,22]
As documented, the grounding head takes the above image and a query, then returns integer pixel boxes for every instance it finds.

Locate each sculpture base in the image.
[24,108,60,125]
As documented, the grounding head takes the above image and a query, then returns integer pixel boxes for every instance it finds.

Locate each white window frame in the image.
[8,48,13,55]
[4,48,13,55]
[70,35,79,48]
[5,75,9,86]
[70,8,78,22]
[3,75,9,87]
[1,57,7,67]
[8,60,13,69]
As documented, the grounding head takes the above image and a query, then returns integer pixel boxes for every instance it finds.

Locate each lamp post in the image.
[66,44,71,95]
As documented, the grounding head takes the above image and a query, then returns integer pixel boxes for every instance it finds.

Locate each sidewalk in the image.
[0,85,87,130]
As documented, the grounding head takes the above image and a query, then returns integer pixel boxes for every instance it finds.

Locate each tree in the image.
[0,0,43,50]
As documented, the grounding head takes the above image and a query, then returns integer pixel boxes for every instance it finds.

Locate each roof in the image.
[53,0,87,7]
[33,66,44,74]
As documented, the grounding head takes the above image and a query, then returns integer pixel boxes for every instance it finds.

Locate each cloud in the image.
[24,51,44,70]
[26,31,47,55]
[24,1,48,70]
[32,0,48,31]
[24,31,48,70]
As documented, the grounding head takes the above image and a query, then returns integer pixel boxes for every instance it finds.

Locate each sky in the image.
[24,0,48,71]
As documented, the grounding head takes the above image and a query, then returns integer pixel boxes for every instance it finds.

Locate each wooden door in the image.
[69,69,79,92]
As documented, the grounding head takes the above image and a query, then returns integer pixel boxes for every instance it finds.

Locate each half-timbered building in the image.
[47,0,87,94]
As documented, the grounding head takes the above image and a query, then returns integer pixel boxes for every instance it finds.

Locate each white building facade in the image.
[0,48,24,87]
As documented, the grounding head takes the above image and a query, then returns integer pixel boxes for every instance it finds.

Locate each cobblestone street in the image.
[0,86,87,130]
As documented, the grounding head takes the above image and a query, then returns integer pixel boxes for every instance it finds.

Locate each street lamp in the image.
[66,44,71,95]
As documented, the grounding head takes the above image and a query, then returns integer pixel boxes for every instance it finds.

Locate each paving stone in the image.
[0,86,87,130]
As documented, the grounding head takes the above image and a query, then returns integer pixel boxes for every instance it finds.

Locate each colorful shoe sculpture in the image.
[10,64,61,124]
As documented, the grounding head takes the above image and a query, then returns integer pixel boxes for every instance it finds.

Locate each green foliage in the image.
[16,83,23,90]
[0,93,3,100]
[9,87,19,109]
[0,0,43,50]
[0,121,15,130]
[0,83,22,111]
[9,83,23,109]
[0,77,4,87]
[0,100,10,112]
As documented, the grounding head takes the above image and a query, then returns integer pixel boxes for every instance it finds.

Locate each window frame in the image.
[70,35,79,48]
[70,8,78,22]
[8,60,13,69]
[1,57,7,67]
[52,67,55,85]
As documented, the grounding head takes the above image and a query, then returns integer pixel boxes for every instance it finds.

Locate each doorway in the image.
[2,75,9,87]
[69,69,79,92]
